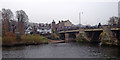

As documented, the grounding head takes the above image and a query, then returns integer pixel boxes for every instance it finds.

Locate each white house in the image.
[37,28,52,34]
[25,26,33,34]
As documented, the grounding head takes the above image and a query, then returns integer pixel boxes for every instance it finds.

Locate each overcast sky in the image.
[0,0,119,25]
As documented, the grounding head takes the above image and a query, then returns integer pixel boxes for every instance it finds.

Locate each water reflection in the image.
[2,43,120,58]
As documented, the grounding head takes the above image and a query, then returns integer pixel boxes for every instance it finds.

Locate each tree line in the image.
[1,8,29,36]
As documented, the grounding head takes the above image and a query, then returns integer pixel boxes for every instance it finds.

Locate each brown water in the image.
[2,43,120,58]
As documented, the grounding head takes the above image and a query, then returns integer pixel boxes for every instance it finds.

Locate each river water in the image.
[2,43,120,58]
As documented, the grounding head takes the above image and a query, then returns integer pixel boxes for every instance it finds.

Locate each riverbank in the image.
[3,40,64,47]
[49,40,65,43]
[2,40,65,47]
[2,33,50,47]
[2,41,48,47]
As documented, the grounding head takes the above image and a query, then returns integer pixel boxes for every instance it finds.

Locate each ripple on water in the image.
[2,43,120,58]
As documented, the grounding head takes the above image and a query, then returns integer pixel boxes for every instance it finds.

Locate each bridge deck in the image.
[58,28,120,33]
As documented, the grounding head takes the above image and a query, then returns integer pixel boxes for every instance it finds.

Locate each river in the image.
[2,43,120,58]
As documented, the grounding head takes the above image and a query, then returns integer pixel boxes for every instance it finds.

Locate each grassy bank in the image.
[2,32,50,47]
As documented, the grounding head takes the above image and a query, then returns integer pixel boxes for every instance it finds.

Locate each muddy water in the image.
[2,43,120,58]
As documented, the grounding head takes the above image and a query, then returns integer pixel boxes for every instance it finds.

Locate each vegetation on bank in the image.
[0,37,1,41]
[50,33,59,40]
[0,37,1,45]
[21,34,49,44]
[99,31,118,45]
[2,32,50,46]
[76,32,88,42]
[3,32,17,45]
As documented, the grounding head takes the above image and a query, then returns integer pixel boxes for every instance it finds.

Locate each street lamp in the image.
[79,12,83,33]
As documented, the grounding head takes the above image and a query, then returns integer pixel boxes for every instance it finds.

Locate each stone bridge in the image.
[58,26,120,45]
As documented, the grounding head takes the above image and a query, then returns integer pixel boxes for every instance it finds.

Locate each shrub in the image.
[0,37,1,41]
[21,34,34,44]
[2,32,16,45]
[16,32,21,41]
[50,33,59,40]
[21,34,49,44]
[0,37,1,44]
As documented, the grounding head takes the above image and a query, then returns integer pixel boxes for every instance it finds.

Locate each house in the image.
[38,23,52,34]
[25,26,33,34]
[37,28,52,34]
[51,20,73,32]
[25,22,52,34]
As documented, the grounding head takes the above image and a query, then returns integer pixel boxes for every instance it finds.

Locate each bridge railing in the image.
[57,27,102,32]
[57,25,120,33]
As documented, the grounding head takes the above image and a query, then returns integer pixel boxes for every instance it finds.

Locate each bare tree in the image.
[2,8,14,34]
[16,10,28,23]
[108,16,119,27]
[0,11,2,37]
[16,10,29,35]
[2,8,14,21]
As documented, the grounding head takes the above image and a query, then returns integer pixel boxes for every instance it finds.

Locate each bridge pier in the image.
[64,33,78,43]
[59,33,65,40]
[84,31,102,43]
[118,31,120,45]
[112,30,120,45]
[99,26,119,45]
[65,33,69,43]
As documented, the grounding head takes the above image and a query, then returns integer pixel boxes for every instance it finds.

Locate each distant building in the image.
[51,20,56,32]
[25,26,33,34]
[37,28,52,34]
[25,22,52,34]
[38,23,52,34]
[51,20,73,32]
[64,20,72,27]
[57,20,73,31]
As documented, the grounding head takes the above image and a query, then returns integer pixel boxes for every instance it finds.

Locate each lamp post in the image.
[79,12,83,33]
